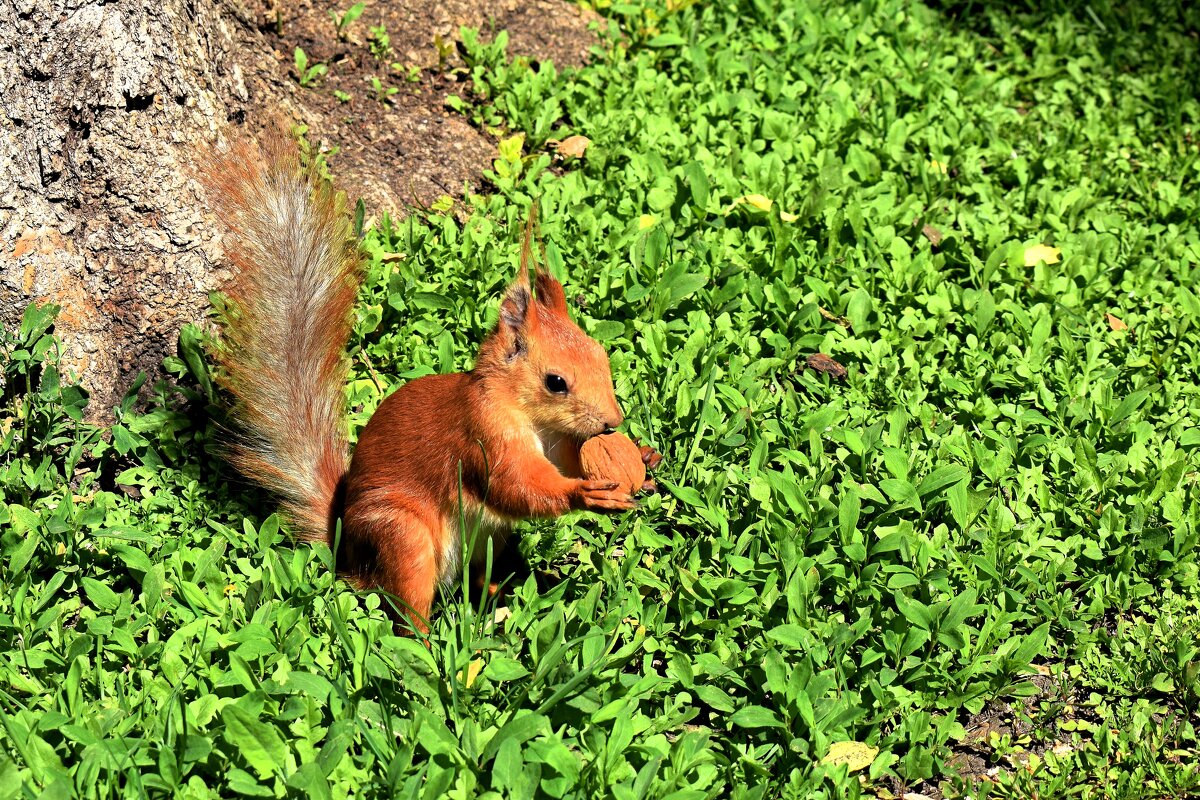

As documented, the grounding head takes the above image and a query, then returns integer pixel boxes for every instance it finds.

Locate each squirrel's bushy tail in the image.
[204,135,361,543]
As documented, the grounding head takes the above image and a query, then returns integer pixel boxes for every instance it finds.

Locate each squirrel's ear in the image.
[534,271,569,315]
[498,270,534,360]
[499,281,531,331]
[501,262,532,326]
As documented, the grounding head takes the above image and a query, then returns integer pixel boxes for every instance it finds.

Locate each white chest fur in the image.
[438,502,514,586]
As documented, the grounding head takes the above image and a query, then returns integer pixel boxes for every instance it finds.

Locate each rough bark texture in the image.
[0,0,597,421]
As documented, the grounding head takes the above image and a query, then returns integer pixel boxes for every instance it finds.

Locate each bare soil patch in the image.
[241,0,600,214]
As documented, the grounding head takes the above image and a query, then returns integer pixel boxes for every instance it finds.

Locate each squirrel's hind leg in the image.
[341,498,440,634]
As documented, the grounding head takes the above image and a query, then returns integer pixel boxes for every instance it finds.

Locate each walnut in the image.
[580,432,646,496]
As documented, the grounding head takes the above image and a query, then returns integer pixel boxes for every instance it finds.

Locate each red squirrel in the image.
[203,136,657,631]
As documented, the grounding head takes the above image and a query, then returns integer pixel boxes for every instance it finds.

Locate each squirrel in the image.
[203,135,659,632]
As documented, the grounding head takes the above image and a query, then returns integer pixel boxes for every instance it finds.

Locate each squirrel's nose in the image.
[602,411,624,433]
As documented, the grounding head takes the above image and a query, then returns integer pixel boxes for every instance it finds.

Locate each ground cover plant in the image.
[3,0,1200,797]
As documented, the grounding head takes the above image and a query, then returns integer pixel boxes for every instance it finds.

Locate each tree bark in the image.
[0,0,596,421]
[0,0,293,419]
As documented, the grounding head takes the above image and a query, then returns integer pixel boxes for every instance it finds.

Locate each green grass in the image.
[3,0,1200,797]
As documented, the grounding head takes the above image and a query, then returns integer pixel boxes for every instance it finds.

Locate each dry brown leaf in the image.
[819,307,852,328]
[806,353,847,380]
[1106,313,1128,331]
[921,223,944,247]
[555,135,591,158]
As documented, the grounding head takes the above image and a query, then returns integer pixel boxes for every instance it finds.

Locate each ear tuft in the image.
[534,272,570,315]
[500,285,530,330]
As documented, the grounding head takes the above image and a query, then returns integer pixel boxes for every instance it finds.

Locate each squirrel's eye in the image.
[544,373,569,394]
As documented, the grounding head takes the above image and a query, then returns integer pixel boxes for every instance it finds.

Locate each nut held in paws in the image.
[580,432,646,496]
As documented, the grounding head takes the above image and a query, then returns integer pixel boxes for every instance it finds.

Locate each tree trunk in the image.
[0,0,596,421]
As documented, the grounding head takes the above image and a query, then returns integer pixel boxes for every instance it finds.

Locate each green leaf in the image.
[748,475,771,503]
[178,324,213,400]
[413,706,459,758]
[916,465,968,498]
[481,712,548,764]
[838,489,861,541]
[894,594,936,631]
[941,588,980,631]
[766,624,813,650]
[729,706,785,729]
[880,478,921,511]
[498,133,525,163]
[1108,388,1152,427]
[353,198,366,237]
[682,161,710,209]
[222,705,286,779]
[286,763,332,800]
[143,564,164,612]
[0,756,21,800]
[693,684,736,713]
[340,1,365,27]
[1009,622,1051,669]
[946,481,971,530]
[81,578,121,612]
[646,33,687,47]
[485,656,530,681]
[846,288,873,331]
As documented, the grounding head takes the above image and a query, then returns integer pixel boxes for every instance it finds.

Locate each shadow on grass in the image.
[927,0,1200,84]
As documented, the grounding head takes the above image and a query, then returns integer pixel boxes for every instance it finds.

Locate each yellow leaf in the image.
[555,135,591,158]
[1023,243,1061,266]
[742,193,772,211]
[1105,313,1128,332]
[728,194,798,221]
[821,741,878,772]
[638,214,657,230]
[929,159,948,174]
[457,659,483,688]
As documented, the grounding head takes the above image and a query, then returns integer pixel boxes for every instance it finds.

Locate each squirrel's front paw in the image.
[576,479,637,513]
[636,443,663,493]
[638,444,664,471]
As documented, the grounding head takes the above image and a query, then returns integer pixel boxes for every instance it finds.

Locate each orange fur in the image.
[206,138,636,633]
[342,267,630,631]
